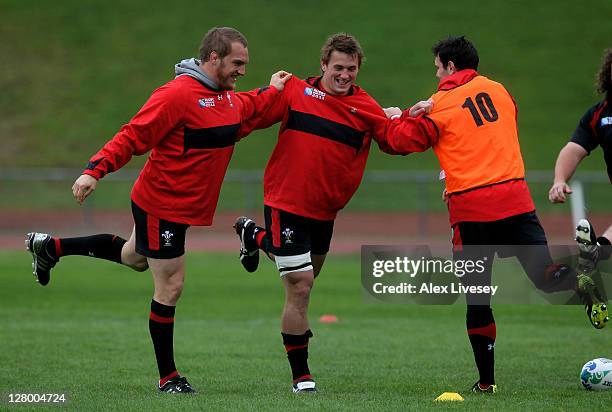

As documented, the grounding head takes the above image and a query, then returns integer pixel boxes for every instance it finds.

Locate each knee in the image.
[129,260,149,272]
[168,274,185,296]
[159,278,184,304]
[288,278,313,302]
[121,248,149,272]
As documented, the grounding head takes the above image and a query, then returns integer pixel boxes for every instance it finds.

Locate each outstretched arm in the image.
[384,99,434,119]
[76,83,185,204]
[236,71,292,138]
[548,142,588,203]
[369,105,438,155]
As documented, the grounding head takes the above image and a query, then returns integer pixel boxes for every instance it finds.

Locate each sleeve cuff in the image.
[82,169,101,180]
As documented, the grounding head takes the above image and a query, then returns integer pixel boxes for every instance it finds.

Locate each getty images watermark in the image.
[361,245,612,305]
[371,255,497,296]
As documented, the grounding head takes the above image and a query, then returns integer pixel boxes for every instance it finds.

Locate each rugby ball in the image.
[581,358,612,390]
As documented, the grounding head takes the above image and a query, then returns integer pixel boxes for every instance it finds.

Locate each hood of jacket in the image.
[175,58,220,91]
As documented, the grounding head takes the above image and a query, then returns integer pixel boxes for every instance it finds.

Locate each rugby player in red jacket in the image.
[25,27,291,393]
[233,33,429,393]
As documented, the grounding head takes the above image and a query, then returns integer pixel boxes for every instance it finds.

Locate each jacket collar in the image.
[437,69,479,91]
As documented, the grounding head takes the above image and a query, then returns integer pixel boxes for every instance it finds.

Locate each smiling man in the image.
[25,27,291,394]
[232,33,422,393]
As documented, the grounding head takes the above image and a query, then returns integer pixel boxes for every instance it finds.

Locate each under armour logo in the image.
[282,228,293,244]
[487,343,495,351]
[162,230,174,247]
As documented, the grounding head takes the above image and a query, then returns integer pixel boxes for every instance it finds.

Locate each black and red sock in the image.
[466,306,496,385]
[149,300,178,385]
[254,227,273,257]
[50,234,126,263]
[282,330,313,383]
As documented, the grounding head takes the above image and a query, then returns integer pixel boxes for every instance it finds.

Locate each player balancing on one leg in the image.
[232,33,432,393]
[26,27,292,394]
[377,36,608,393]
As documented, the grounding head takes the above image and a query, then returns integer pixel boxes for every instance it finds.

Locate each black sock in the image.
[55,234,126,263]
[282,330,313,382]
[466,306,496,385]
[598,236,611,261]
[149,300,177,383]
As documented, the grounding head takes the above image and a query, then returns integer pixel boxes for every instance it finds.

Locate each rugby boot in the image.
[234,216,259,273]
[576,219,600,275]
[158,375,196,394]
[292,378,317,393]
[25,232,58,286]
[471,382,497,394]
[577,274,609,329]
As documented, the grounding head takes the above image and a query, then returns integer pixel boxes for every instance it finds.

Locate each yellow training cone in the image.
[434,392,464,402]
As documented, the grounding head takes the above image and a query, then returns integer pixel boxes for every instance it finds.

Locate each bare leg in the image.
[148,255,185,306]
[281,270,314,334]
[121,226,149,272]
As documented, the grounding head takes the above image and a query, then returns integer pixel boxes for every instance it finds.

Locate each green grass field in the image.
[2,0,611,173]
[1,251,611,410]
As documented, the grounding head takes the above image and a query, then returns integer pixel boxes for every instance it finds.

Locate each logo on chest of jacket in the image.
[601,117,612,126]
[198,98,215,108]
[304,87,326,101]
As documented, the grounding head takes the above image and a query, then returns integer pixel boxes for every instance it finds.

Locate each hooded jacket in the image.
[83,59,279,225]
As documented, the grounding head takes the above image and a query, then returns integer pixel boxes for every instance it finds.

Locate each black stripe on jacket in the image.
[183,124,240,152]
[284,108,365,150]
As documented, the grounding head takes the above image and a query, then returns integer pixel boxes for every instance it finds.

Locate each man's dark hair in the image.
[597,48,612,100]
[199,27,248,62]
[432,36,479,71]
[320,33,364,67]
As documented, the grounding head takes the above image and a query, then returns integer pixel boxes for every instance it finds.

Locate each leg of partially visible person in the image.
[26,226,148,286]
[600,224,612,262]
[576,220,612,272]
[602,224,612,245]
[509,212,577,293]
[514,213,608,329]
